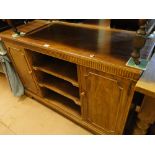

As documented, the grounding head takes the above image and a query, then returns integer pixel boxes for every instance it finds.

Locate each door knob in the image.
[28,70,32,74]
[80,92,85,96]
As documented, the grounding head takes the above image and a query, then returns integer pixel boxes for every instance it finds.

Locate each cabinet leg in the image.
[133,96,155,135]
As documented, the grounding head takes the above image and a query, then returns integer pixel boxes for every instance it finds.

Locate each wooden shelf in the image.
[42,88,81,117]
[37,72,80,106]
[33,60,78,87]
[27,50,79,87]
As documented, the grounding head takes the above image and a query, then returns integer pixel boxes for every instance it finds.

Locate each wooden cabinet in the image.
[0,20,142,134]
[4,44,136,134]
[2,42,137,134]
[79,67,135,134]
[5,43,39,94]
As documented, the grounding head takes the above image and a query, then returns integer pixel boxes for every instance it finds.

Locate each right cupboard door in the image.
[79,66,135,134]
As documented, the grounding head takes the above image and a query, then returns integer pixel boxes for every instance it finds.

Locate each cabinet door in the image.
[79,67,134,134]
[6,44,38,94]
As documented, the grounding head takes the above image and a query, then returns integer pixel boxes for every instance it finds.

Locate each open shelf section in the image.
[33,60,78,87]
[26,50,79,87]
[42,88,81,117]
[25,49,81,116]
[36,71,80,106]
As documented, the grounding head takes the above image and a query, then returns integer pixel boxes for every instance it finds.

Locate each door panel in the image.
[85,72,124,132]
[78,66,133,134]
[8,46,38,94]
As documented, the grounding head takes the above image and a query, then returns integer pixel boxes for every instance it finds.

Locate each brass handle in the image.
[28,70,32,74]
[84,74,89,77]
[80,92,85,96]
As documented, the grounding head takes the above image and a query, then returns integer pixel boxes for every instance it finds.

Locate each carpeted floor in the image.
[0,73,91,135]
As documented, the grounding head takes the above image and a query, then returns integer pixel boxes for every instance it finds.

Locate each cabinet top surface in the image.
[0,20,142,75]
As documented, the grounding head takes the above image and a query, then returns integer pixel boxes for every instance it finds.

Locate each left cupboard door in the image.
[5,43,39,94]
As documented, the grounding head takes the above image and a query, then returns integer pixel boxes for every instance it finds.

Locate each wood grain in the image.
[6,45,39,94]
[32,56,78,87]
[78,66,136,134]
[0,20,144,134]
[37,73,80,106]
[0,20,142,81]
[42,88,81,117]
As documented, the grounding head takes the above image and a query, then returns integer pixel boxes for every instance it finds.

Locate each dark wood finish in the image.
[131,35,145,65]
[131,19,146,65]
[131,19,155,64]
[0,20,144,134]
[4,19,20,34]
[27,22,136,67]
[0,20,141,80]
